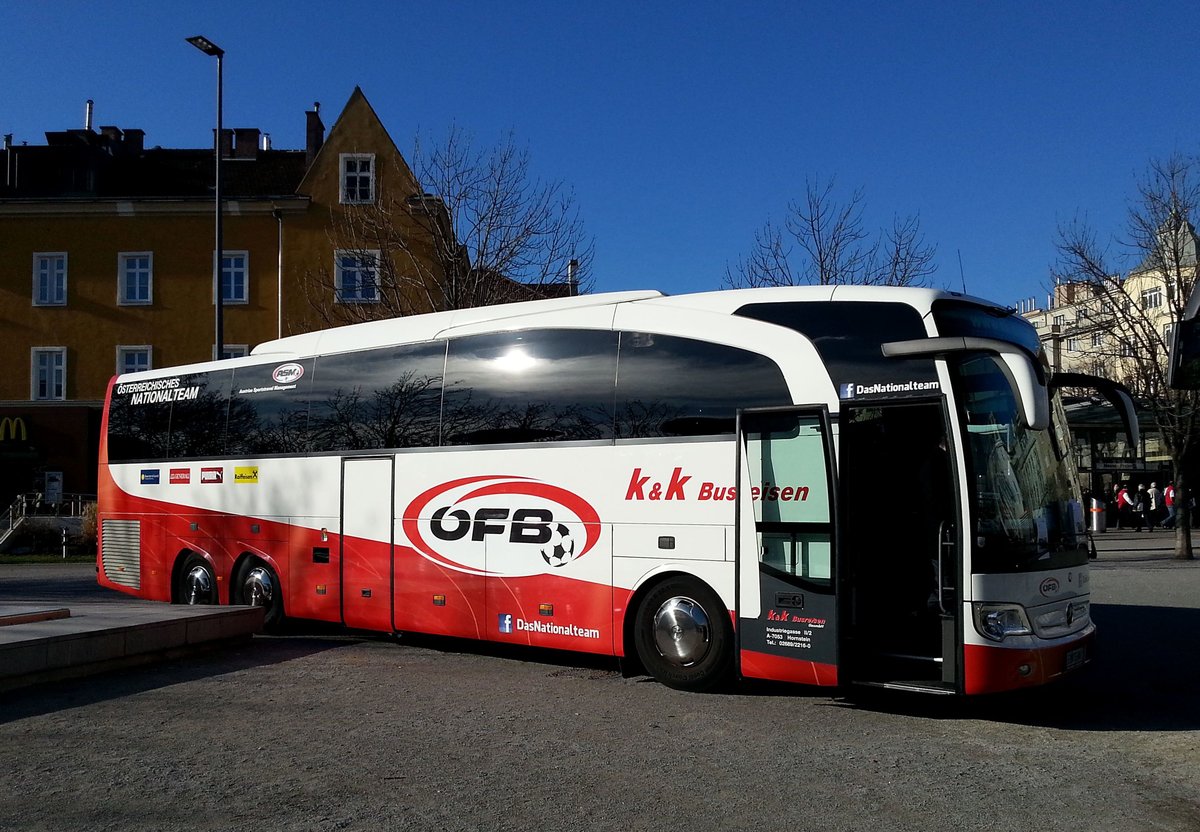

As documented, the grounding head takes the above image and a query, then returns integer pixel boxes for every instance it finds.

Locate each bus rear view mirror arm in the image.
[880,336,1051,431]
[1050,372,1140,451]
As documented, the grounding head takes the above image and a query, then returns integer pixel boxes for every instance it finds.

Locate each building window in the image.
[1092,332,1103,348]
[216,251,249,304]
[31,348,66,400]
[214,344,249,360]
[117,346,152,376]
[1067,338,1079,352]
[335,250,380,303]
[33,253,67,306]
[1120,341,1133,358]
[118,252,153,305]
[1052,314,1065,328]
[340,154,375,204]
[1141,287,1163,310]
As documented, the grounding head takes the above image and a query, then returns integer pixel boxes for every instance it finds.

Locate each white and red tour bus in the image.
[98,286,1123,695]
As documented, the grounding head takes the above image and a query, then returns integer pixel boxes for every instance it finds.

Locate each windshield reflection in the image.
[956,354,1087,572]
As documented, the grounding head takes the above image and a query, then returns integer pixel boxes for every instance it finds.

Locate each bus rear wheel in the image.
[633,577,732,692]
[234,559,284,632]
[177,555,216,605]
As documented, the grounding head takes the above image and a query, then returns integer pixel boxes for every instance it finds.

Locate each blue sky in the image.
[5,2,1199,308]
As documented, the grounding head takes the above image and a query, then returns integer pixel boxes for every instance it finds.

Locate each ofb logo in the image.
[403,475,600,577]
[498,613,514,634]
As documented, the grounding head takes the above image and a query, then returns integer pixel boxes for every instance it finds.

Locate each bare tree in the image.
[725,177,937,288]
[1052,154,1200,559]
[306,126,594,326]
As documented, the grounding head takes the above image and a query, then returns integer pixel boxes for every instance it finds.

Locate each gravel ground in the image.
[1,554,1198,831]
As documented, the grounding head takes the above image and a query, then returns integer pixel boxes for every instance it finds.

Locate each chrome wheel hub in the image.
[651,596,711,667]
[183,565,213,605]
[242,566,274,608]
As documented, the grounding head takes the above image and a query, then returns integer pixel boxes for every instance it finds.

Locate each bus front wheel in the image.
[176,554,216,606]
[234,559,284,632]
[633,577,732,692]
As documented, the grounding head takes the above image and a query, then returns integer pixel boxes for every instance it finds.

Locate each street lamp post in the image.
[186,35,225,359]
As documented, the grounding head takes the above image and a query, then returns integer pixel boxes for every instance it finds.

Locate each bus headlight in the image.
[972,603,1033,642]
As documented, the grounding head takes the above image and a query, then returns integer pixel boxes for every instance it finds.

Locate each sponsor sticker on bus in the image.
[234,466,259,484]
[140,469,160,485]
[169,468,190,484]
[272,363,304,384]
[200,467,223,484]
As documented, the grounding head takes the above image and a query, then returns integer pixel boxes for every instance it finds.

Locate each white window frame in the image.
[1091,331,1103,348]
[340,153,376,204]
[31,347,66,400]
[33,252,68,307]
[1067,337,1079,352]
[215,250,249,305]
[214,344,249,360]
[118,252,154,305]
[116,345,153,376]
[1141,287,1163,310]
[334,249,381,304]
[1052,314,1065,328]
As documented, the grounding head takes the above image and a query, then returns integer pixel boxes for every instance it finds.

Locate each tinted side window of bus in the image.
[168,370,234,459]
[108,381,174,461]
[225,360,315,456]
[734,301,935,389]
[308,343,446,451]
[615,333,792,438]
[442,330,618,445]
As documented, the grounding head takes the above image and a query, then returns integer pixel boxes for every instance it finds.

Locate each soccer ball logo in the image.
[541,523,576,567]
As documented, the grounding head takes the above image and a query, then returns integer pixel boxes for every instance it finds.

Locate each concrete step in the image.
[0,602,264,692]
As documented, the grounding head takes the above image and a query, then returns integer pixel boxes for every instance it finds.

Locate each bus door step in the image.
[853,680,956,695]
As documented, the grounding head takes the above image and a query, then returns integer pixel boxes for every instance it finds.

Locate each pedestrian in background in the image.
[1135,483,1149,531]
[1147,482,1162,530]
[1116,483,1133,529]
[1164,482,1177,529]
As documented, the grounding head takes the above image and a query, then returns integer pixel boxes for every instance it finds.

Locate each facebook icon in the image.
[839,382,856,399]
[498,613,514,634]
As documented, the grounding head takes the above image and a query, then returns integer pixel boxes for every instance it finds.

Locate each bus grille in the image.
[101,520,142,590]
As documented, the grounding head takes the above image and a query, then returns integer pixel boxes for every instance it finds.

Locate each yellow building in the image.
[0,87,436,501]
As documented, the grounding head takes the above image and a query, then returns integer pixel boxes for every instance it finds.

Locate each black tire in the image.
[176,554,217,605]
[633,576,733,692]
[233,559,285,632]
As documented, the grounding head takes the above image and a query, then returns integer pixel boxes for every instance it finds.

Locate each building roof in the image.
[2,127,307,200]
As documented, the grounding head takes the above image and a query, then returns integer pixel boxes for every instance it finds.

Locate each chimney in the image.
[567,259,579,296]
[261,132,271,151]
[99,125,123,144]
[124,128,145,154]
[213,128,234,158]
[233,128,260,159]
[306,102,324,166]
[85,99,94,131]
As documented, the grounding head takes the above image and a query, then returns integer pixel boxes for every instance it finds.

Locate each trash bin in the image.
[1089,497,1106,533]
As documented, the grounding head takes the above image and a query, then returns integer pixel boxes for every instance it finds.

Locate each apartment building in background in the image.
[0,88,454,503]
[1017,228,1199,495]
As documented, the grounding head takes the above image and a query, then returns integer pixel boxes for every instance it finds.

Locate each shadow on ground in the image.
[0,635,356,724]
[840,603,1200,731]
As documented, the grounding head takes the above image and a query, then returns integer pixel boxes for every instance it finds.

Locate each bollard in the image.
[1089,497,1107,533]
[62,526,68,559]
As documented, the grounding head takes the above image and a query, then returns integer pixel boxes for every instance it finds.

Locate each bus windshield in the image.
[954,354,1087,572]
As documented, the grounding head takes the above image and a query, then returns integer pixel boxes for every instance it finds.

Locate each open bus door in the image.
[735,407,842,687]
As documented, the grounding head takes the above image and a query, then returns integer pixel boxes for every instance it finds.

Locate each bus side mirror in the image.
[1049,372,1140,451]
[881,336,1050,431]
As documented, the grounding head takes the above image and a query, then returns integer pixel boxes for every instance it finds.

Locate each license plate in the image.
[1064,646,1086,671]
